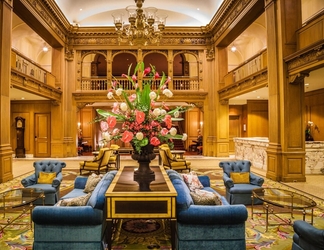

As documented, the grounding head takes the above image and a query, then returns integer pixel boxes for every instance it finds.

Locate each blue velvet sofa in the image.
[32,170,117,250]
[292,220,324,250]
[167,170,248,250]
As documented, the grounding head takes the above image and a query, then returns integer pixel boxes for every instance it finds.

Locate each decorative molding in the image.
[288,72,310,84]
[76,102,92,109]
[65,47,74,61]
[51,100,60,106]
[286,42,324,72]
[220,99,229,105]
[218,69,268,101]
[25,0,69,42]
[209,0,256,44]
[206,48,215,61]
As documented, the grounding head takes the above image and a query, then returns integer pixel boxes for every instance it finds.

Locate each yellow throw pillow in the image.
[230,172,250,184]
[38,172,56,184]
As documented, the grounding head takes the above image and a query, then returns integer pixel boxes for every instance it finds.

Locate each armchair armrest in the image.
[250,173,264,186]
[293,220,324,249]
[52,172,63,188]
[178,204,248,225]
[32,206,102,225]
[223,174,234,188]
[21,174,36,187]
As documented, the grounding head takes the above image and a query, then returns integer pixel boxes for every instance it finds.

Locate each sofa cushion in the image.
[84,173,103,193]
[230,172,250,184]
[87,171,117,209]
[38,172,56,184]
[58,192,91,206]
[190,189,222,205]
[182,172,203,191]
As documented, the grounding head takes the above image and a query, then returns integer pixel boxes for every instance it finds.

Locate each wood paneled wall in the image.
[11,101,51,156]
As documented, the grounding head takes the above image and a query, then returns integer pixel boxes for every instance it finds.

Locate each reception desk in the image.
[234,138,324,174]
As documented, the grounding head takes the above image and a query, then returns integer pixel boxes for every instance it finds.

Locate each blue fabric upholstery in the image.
[32,170,117,250]
[292,220,324,250]
[167,170,248,250]
[219,160,264,205]
[21,160,66,205]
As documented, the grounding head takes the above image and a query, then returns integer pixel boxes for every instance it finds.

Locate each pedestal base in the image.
[133,161,155,191]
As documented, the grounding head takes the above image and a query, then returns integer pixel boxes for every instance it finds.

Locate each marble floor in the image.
[12,155,324,201]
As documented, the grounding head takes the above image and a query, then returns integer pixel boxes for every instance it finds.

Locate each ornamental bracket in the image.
[289,72,309,85]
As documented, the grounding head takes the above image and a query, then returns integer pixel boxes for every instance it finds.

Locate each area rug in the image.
[112,219,171,249]
[1,168,324,250]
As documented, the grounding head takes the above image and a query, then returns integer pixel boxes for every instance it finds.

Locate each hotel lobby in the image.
[1,0,324,249]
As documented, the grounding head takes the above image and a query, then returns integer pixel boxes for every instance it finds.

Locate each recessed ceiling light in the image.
[197,8,200,11]
[21,97,25,100]
[80,8,83,11]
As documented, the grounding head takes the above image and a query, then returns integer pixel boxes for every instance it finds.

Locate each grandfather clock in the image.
[15,116,26,158]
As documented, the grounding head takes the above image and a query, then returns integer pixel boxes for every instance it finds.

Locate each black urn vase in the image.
[131,144,156,191]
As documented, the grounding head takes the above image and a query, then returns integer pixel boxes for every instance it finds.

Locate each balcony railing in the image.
[11,49,55,87]
[80,76,199,91]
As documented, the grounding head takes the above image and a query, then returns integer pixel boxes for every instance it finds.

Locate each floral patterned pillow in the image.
[84,173,103,193]
[190,189,222,205]
[182,171,204,191]
[58,192,92,206]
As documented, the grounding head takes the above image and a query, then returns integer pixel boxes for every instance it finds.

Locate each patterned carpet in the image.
[1,168,324,250]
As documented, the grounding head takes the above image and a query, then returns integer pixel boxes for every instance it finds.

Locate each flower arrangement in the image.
[95,62,189,154]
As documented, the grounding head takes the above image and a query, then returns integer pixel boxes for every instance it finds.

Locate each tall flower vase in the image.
[132,144,156,191]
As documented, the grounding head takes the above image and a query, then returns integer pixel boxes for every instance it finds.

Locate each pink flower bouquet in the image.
[95,62,189,154]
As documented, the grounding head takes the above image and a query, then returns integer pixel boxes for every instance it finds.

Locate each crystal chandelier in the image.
[112,0,167,46]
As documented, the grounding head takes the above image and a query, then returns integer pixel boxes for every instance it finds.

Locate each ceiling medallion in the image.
[112,0,167,46]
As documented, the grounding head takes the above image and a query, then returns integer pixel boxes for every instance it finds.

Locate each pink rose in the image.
[150,137,160,146]
[100,121,109,132]
[135,110,145,124]
[107,116,117,128]
[121,131,133,143]
[132,74,137,81]
[154,72,160,79]
[161,128,168,136]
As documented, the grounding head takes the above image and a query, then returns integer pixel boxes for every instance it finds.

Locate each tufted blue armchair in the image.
[21,160,66,205]
[292,220,324,250]
[219,160,264,205]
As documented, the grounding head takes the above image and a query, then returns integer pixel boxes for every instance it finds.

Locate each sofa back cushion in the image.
[171,178,193,211]
[87,170,117,209]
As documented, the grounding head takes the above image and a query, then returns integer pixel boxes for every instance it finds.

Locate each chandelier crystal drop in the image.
[112,0,167,46]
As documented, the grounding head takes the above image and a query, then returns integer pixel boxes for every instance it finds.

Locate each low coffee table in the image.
[0,188,44,232]
[252,187,317,231]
